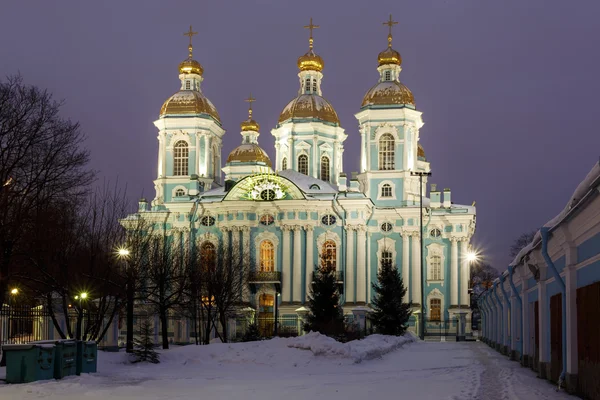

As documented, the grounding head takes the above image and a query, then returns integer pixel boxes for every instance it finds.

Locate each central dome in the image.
[297,49,324,72]
[361,81,415,108]
[279,94,339,125]
[226,144,272,167]
[160,90,220,123]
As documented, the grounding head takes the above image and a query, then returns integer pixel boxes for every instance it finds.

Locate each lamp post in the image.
[410,170,431,340]
[273,291,280,337]
[117,247,133,352]
[458,248,478,340]
[8,288,18,344]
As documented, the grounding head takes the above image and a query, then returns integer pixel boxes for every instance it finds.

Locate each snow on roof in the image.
[278,170,339,194]
[510,159,600,267]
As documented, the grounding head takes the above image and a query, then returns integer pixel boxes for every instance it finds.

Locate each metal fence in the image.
[1,305,54,347]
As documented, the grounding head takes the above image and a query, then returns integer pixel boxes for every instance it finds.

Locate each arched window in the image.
[298,154,308,175]
[384,71,391,81]
[173,141,189,176]
[259,240,274,272]
[320,156,330,181]
[200,242,216,272]
[381,183,392,198]
[281,157,288,170]
[430,298,441,321]
[378,133,395,170]
[322,240,336,271]
[175,188,186,197]
[429,255,442,281]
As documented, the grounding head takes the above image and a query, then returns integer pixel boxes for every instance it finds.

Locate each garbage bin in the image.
[76,341,97,375]
[31,340,77,379]
[3,343,55,383]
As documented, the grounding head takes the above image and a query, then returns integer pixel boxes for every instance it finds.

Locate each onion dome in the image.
[226,144,272,167]
[298,49,324,72]
[378,46,401,67]
[418,143,426,160]
[279,94,339,125]
[160,90,220,122]
[240,93,260,132]
[361,81,414,107]
[178,58,203,75]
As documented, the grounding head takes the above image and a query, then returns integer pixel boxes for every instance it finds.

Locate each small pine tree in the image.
[241,323,262,342]
[371,261,412,336]
[132,317,160,364]
[304,264,345,337]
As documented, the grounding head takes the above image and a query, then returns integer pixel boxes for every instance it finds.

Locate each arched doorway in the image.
[258,293,274,337]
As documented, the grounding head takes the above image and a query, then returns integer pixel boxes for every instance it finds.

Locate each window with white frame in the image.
[381,183,393,198]
[429,255,442,281]
[185,80,191,90]
[322,240,336,271]
[281,157,288,170]
[173,141,189,176]
[320,156,330,181]
[430,298,441,321]
[175,188,186,197]
[305,78,311,93]
[378,133,395,170]
[384,71,391,81]
[298,154,308,175]
[381,250,393,268]
[312,79,317,93]
[259,240,275,272]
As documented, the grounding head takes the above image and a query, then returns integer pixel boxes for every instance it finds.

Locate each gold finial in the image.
[184,25,198,58]
[383,14,398,48]
[303,17,320,50]
[244,93,256,119]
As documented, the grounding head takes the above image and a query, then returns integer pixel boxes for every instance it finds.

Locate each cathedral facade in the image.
[133,20,476,335]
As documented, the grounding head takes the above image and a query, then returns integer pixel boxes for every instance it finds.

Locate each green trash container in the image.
[76,341,97,375]
[31,340,77,379]
[3,344,55,383]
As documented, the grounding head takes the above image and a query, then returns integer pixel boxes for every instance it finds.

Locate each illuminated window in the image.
[259,240,274,272]
[384,71,391,81]
[429,255,442,281]
[173,141,189,176]
[298,154,308,175]
[322,240,336,271]
[282,157,287,170]
[259,214,274,226]
[175,188,186,197]
[381,184,393,198]
[381,250,393,268]
[320,156,330,181]
[430,298,441,321]
[378,134,395,170]
[200,242,216,272]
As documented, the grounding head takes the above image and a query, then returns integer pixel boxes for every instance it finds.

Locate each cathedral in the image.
[133,17,476,336]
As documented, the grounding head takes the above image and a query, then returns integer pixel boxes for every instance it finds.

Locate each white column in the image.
[450,238,458,307]
[356,226,367,303]
[242,227,250,269]
[460,240,469,306]
[401,231,410,303]
[288,138,294,170]
[312,135,318,179]
[411,233,421,305]
[293,225,303,303]
[282,226,291,302]
[204,135,210,177]
[367,232,372,302]
[195,133,201,175]
[346,226,355,303]
[304,226,314,303]
[232,227,240,264]
[157,134,165,177]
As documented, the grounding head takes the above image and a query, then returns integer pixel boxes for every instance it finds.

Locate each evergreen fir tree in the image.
[132,317,160,364]
[371,261,412,336]
[241,323,262,342]
[304,263,345,337]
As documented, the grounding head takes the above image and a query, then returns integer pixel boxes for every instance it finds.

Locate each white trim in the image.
[377,180,397,200]
[376,237,397,268]
[374,123,400,142]
[171,185,188,199]
[166,134,193,149]
[426,242,445,285]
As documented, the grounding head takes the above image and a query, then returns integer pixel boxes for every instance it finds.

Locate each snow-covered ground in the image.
[0,335,577,400]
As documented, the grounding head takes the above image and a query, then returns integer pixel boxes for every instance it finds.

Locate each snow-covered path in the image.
[0,339,577,400]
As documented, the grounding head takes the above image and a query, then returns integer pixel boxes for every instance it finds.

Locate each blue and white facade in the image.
[129,24,477,334]
[479,161,600,396]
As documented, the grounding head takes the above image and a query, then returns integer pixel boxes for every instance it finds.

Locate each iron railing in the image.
[249,271,282,283]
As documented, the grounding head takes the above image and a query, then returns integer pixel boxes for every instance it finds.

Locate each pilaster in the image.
[401,230,410,303]
[346,225,355,303]
[356,225,367,303]
[304,225,314,303]
[282,225,292,302]
[411,232,421,306]
[293,225,303,303]
[450,237,458,307]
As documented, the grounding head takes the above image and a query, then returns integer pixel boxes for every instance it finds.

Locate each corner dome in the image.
[226,144,272,167]
[361,81,415,108]
[159,90,220,123]
[279,94,339,125]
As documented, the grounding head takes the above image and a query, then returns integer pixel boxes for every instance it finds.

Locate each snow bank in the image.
[287,332,415,363]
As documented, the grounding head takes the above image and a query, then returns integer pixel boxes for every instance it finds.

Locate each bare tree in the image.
[0,75,94,303]
[509,230,537,258]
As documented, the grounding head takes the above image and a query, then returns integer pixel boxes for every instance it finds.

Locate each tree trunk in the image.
[160,308,169,349]
[126,276,134,353]
[220,314,228,343]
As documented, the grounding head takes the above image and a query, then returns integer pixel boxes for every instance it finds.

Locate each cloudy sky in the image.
[2,0,599,269]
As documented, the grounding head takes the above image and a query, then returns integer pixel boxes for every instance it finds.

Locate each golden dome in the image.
[298,49,324,72]
[240,118,260,132]
[279,94,339,125]
[178,58,203,75]
[378,47,402,67]
[160,90,220,123]
[418,143,426,159]
[361,81,415,108]
[226,144,272,167]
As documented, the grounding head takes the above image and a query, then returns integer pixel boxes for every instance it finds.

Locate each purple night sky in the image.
[1,0,599,270]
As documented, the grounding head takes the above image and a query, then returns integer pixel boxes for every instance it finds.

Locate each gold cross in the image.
[245,93,256,117]
[184,25,198,57]
[303,17,320,49]
[383,14,398,47]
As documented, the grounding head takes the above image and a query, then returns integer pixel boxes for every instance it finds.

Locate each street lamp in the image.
[457,247,480,340]
[8,288,19,344]
[10,288,18,295]
[117,246,134,353]
[274,292,281,337]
